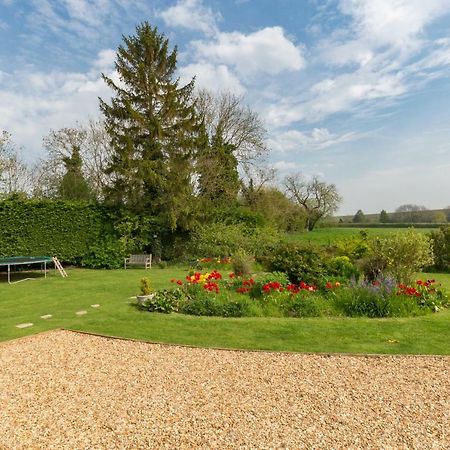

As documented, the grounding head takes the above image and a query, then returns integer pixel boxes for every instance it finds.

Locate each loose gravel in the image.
[1,330,449,449]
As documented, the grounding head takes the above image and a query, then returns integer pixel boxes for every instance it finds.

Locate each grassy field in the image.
[1,267,449,355]
[285,227,435,246]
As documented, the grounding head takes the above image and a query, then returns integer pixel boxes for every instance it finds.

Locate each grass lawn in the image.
[285,227,435,246]
[1,267,449,355]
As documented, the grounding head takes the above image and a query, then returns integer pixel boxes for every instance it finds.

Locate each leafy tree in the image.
[99,22,199,231]
[284,173,342,231]
[379,209,389,223]
[243,186,305,232]
[352,209,365,223]
[58,146,92,200]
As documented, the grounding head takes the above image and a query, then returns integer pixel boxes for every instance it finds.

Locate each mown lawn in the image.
[1,267,449,355]
[285,227,435,246]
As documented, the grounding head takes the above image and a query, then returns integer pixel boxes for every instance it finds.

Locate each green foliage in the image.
[379,210,390,223]
[367,229,434,283]
[138,289,182,313]
[80,239,125,269]
[429,226,450,272]
[352,209,365,223]
[334,233,370,261]
[327,256,359,280]
[282,294,322,317]
[231,249,253,276]
[333,287,404,317]
[140,278,152,295]
[0,198,108,263]
[100,22,199,231]
[251,272,290,298]
[59,146,92,201]
[263,243,327,285]
[190,223,281,257]
[243,186,306,232]
[179,295,250,317]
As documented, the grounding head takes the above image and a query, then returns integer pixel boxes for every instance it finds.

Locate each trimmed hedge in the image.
[0,199,112,264]
[325,223,442,229]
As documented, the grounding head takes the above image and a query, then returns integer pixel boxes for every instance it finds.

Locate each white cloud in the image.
[192,26,304,76]
[178,62,245,95]
[93,48,116,70]
[158,0,220,36]
[272,160,302,172]
[0,62,114,160]
[262,1,450,128]
[268,128,359,153]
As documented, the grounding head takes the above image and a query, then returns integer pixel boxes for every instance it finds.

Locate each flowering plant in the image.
[397,279,448,310]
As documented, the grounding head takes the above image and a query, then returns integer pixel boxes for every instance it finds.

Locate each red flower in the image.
[229,272,235,279]
[176,280,183,285]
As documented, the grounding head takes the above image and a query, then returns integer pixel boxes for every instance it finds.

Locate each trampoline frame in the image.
[0,257,53,284]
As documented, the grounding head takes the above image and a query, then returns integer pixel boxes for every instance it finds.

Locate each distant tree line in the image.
[349,204,449,224]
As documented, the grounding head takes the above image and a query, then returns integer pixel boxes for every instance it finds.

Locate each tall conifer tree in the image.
[99,22,198,230]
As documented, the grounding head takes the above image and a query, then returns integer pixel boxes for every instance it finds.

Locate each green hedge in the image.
[325,223,443,229]
[0,199,111,263]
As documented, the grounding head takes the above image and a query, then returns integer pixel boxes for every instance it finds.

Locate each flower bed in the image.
[137,270,449,318]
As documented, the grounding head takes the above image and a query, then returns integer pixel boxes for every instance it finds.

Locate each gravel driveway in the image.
[1,330,449,449]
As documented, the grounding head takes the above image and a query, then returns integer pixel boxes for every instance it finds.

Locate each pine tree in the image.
[59,146,91,200]
[99,22,198,230]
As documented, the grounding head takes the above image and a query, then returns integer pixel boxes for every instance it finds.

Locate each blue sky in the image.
[1,0,450,214]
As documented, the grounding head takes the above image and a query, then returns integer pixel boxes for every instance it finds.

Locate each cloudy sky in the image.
[1,0,450,214]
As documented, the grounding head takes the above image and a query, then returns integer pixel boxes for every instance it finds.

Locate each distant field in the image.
[285,227,435,246]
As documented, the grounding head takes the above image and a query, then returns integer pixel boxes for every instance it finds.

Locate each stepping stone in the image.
[40,314,52,319]
[76,310,87,316]
[16,323,33,329]
[90,304,100,308]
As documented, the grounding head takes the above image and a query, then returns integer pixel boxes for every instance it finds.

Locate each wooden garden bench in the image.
[124,254,152,269]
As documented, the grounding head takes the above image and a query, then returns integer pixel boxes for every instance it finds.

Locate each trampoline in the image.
[0,256,53,284]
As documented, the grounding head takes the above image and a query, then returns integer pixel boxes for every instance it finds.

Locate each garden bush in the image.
[138,288,185,313]
[363,229,434,283]
[81,239,125,269]
[282,293,322,317]
[189,222,281,257]
[263,243,327,285]
[429,226,450,272]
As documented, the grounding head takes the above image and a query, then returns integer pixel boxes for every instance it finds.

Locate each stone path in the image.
[15,305,101,329]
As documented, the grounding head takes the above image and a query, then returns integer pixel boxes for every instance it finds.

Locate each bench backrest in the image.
[130,254,151,263]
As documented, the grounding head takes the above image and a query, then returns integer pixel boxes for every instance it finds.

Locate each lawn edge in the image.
[63,328,450,358]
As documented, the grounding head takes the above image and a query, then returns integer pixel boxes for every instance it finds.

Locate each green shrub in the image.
[251,272,290,298]
[333,287,392,317]
[327,256,359,280]
[334,234,370,261]
[365,229,434,283]
[138,289,184,313]
[263,243,327,285]
[140,278,152,295]
[190,223,281,257]
[179,295,250,317]
[231,249,253,276]
[81,239,125,269]
[429,226,450,272]
[282,294,322,317]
